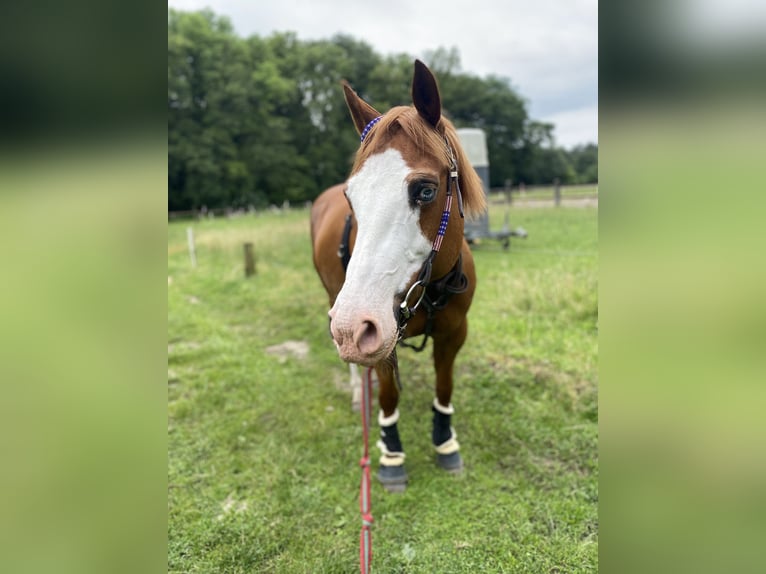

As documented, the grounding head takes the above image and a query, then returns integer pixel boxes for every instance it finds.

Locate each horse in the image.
[310,60,486,492]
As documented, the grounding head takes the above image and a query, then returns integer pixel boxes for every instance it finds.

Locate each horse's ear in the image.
[342,81,381,136]
[412,59,441,128]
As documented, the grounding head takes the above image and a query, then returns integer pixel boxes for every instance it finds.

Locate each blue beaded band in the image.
[360,116,383,142]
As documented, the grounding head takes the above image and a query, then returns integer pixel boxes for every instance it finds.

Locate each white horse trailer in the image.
[456,128,527,249]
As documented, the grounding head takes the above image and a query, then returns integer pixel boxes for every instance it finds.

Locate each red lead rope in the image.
[359,367,374,573]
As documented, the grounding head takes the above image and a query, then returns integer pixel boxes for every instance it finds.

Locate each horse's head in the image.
[328,60,486,366]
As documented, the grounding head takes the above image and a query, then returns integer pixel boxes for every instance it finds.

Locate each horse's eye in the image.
[415,185,437,205]
[408,179,438,207]
[419,186,436,202]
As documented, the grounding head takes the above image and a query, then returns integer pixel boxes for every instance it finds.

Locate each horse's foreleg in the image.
[374,360,407,492]
[431,319,467,473]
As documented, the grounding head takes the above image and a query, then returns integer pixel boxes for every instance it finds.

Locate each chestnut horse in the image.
[310,60,485,492]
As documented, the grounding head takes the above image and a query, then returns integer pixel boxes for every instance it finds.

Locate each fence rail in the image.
[168,184,598,219]
[488,183,598,206]
[168,200,309,221]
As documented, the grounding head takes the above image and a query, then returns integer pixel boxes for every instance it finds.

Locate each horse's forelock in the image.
[443,120,487,219]
[350,107,486,219]
[351,107,449,173]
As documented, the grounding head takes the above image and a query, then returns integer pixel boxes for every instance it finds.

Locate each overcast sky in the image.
[168,0,598,148]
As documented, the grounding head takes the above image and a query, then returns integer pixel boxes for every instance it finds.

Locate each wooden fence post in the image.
[244,242,256,277]
[554,178,561,207]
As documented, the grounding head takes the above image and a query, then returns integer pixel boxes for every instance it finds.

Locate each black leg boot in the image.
[432,400,463,473]
[377,409,408,492]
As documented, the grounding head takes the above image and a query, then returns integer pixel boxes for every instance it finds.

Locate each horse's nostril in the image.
[329,316,343,347]
[354,319,381,355]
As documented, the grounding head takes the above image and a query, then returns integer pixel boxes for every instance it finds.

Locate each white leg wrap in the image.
[376,440,406,466]
[433,398,455,415]
[434,428,460,455]
[378,408,400,427]
[377,409,404,466]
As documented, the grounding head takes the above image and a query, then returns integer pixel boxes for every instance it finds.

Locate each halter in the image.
[396,137,465,342]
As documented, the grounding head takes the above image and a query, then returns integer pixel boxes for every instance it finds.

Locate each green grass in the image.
[168,202,598,573]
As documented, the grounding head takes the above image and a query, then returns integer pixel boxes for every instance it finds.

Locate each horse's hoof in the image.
[378,465,408,493]
[437,451,464,474]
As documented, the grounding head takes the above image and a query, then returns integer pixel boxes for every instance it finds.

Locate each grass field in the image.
[487,184,599,204]
[168,201,598,573]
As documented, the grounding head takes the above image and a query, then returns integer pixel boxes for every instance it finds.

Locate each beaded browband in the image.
[360,116,383,142]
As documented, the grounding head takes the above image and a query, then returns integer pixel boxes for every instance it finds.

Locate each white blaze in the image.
[329,148,431,348]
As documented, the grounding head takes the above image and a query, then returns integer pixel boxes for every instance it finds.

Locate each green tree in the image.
[168,9,257,209]
[168,7,594,211]
[438,73,528,187]
[366,54,414,111]
[566,143,598,183]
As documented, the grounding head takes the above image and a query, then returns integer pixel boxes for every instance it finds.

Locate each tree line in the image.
[168,9,597,212]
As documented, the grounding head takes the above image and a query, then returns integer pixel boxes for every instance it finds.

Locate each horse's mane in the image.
[351,106,486,218]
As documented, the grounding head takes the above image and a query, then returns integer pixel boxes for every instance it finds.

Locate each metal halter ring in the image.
[400,280,427,318]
